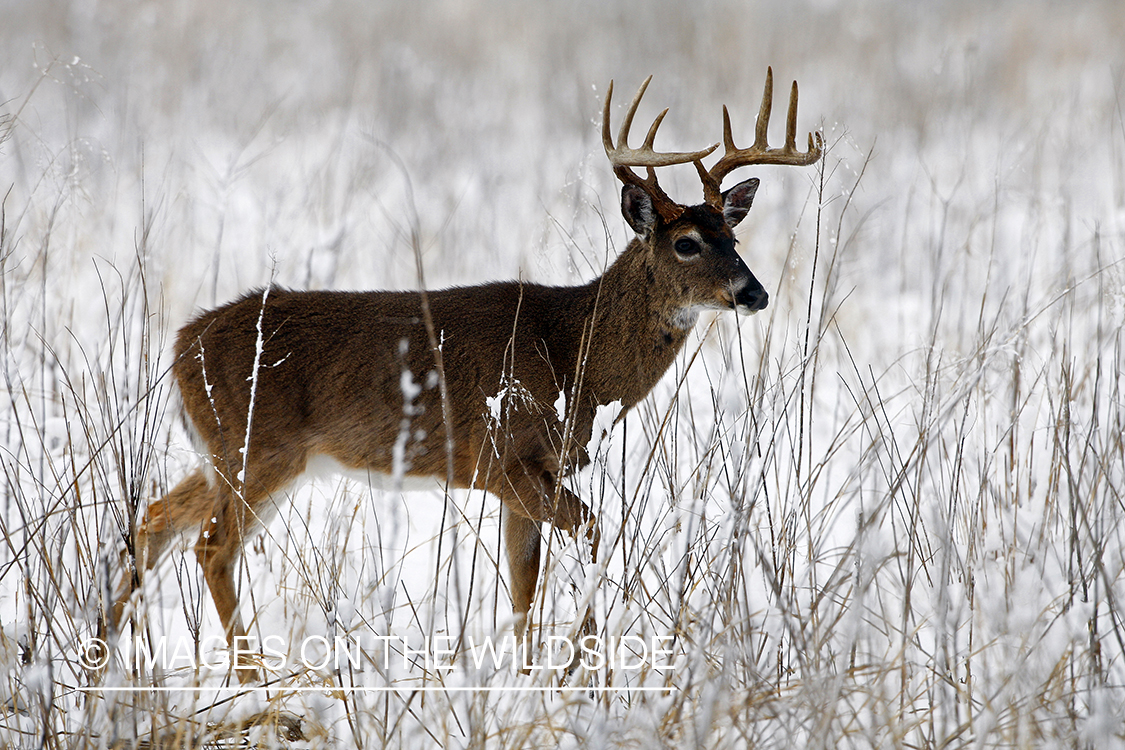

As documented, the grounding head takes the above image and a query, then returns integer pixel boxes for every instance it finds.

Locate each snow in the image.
[1,0,1124,747]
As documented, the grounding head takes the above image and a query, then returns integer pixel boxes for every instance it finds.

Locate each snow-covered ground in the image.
[2,1,1124,746]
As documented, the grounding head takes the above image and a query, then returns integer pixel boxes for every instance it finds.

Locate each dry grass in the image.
[1,0,1124,747]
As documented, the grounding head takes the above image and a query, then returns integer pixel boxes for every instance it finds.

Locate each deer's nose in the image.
[734,279,769,312]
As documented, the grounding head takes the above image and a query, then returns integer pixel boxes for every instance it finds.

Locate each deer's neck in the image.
[579,240,693,409]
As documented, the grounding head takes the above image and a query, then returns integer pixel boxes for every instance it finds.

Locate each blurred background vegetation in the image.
[2,1,1124,747]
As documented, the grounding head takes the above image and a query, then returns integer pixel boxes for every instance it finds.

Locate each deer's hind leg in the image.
[193,487,258,683]
[111,469,216,633]
[193,453,307,684]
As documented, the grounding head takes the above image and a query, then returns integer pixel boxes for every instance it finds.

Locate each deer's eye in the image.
[674,238,700,257]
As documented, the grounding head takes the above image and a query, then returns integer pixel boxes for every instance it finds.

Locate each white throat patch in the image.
[670,305,702,330]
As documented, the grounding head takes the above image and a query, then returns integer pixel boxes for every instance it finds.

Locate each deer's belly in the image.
[304,454,448,493]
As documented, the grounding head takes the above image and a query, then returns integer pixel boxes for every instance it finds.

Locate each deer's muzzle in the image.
[734,278,769,313]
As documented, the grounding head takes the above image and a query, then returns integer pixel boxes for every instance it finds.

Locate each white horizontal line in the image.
[73,685,677,693]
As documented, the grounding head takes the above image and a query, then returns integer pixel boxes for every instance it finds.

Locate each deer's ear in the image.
[721,178,759,228]
[621,184,657,236]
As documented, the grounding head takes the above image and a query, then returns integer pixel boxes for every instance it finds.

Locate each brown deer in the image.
[110,69,821,682]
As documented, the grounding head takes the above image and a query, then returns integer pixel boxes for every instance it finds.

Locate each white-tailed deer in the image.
[110,69,821,682]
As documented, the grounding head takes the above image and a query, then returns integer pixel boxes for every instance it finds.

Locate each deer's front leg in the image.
[503,512,542,639]
[495,467,598,625]
[552,480,599,563]
[497,467,600,678]
[495,466,598,561]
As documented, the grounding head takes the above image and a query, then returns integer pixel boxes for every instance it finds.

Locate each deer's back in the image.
[173,284,594,485]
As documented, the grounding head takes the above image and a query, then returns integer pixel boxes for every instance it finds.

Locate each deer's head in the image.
[603,69,822,323]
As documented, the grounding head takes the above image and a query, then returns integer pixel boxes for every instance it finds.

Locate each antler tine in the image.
[642,108,669,150]
[752,66,773,151]
[721,105,736,153]
[702,67,823,207]
[617,75,651,158]
[601,80,616,156]
[785,80,798,152]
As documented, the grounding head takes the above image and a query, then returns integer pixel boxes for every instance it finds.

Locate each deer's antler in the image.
[696,67,823,207]
[602,76,718,222]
